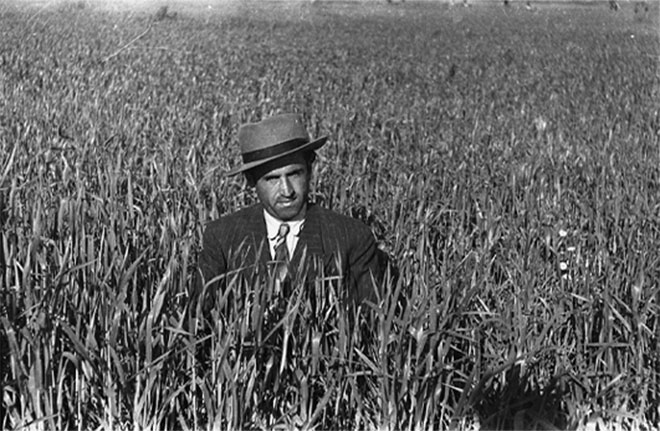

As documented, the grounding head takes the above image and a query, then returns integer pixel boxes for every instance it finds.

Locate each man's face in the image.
[253,153,311,221]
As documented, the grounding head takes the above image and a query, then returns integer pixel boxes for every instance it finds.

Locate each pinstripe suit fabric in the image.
[196,203,382,304]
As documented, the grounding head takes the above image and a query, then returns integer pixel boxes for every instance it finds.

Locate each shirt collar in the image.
[263,210,304,239]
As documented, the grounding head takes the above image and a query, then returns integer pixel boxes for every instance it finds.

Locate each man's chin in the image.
[273,203,305,221]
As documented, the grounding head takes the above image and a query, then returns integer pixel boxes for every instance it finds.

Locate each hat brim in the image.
[226,136,328,177]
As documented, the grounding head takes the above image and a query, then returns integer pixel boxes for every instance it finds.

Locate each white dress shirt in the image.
[263,210,304,259]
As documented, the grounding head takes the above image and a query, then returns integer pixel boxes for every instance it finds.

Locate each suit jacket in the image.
[196,203,384,305]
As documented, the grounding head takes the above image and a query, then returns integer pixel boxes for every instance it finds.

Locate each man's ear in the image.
[306,151,317,177]
[244,172,256,187]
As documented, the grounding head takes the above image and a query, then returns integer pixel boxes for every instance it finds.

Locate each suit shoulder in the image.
[204,204,261,233]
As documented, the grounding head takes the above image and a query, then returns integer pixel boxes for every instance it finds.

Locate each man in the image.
[197,113,385,306]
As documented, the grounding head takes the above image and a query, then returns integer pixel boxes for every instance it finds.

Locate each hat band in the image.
[242,138,309,164]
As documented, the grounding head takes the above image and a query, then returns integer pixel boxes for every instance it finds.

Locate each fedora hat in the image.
[227,113,327,176]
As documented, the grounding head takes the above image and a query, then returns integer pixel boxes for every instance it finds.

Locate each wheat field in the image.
[1,0,659,429]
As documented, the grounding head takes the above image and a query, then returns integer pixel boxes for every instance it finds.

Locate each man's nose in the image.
[280,177,294,196]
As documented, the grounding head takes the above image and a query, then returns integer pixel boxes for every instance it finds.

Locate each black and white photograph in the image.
[1,0,658,429]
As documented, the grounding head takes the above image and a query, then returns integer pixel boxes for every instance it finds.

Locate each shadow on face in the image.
[245,151,315,187]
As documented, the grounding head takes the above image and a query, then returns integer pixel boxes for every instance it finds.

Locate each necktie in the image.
[273,223,290,284]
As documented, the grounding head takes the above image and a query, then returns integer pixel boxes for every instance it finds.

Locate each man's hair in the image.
[244,151,316,187]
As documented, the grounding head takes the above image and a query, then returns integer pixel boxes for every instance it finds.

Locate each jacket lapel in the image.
[235,204,270,268]
[292,204,327,268]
